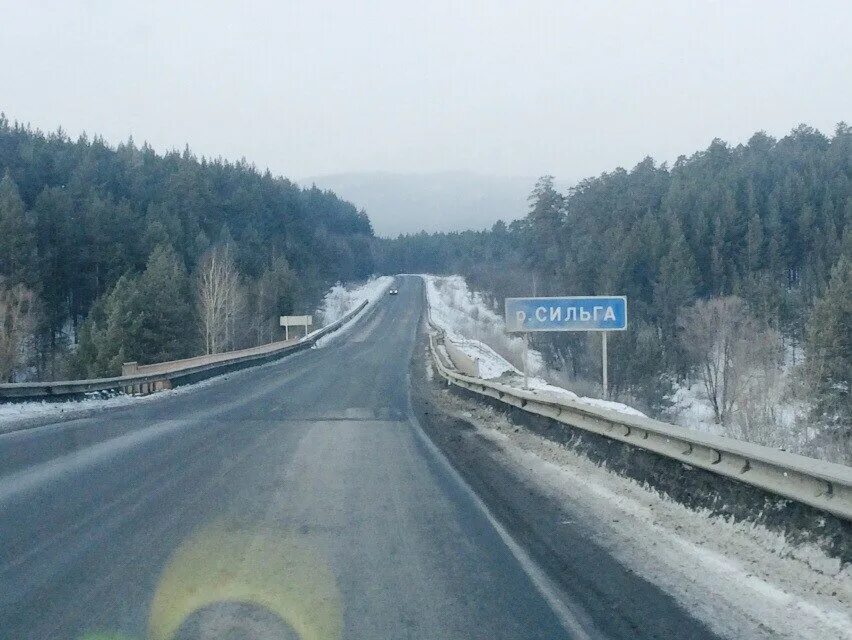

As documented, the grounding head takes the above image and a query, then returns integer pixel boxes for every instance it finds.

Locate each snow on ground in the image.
[317,276,395,325]
[422,274,646,418]
[438,389,852,640]
[442,334,515,379]
[665,360,848,464]
[568,395,648,418]
[0,392,141,431]
[314,275,394,347]
[1,278,395,429]
[668,383,727,436]
[424,274,844,461]
[423,274,544,373]
[0,368,247,433]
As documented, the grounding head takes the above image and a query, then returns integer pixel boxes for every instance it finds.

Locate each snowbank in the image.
[314,276,394,347]
[443,335,515,379]
[0,371,239,433]
[569,396,648,418]
[422,274,646,418]
[318,276,395,325]
[0,392,137,432]
[423,275,544,375]
[442,390,851,640]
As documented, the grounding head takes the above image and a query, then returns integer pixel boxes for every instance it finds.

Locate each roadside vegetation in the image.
[379,124,851,462]
[1,116,848,462]
[0,115,375,380]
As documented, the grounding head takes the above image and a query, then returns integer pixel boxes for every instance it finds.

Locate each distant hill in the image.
[301,171,542,237]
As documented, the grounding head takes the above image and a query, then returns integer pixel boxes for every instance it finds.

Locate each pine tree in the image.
[32,186,75,375]
[804,255,851,432]
[77,244,195,375]
[710,214,726,295]
[746,212,764,271]
[256,256,299,331]
[525,176,565,292]
[654,217,698,374]
[135,244,196,364]
[0,173,35,284]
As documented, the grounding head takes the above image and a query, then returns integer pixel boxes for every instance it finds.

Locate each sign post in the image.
[279,315,313,341]
[504,296,627,397]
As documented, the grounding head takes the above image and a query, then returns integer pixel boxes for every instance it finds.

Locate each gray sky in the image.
[1,1,849,183]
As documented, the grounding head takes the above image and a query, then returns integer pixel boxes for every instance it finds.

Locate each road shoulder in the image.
[410,323,851,640]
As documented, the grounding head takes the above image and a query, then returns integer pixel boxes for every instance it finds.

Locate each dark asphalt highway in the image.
[0,276,712,640]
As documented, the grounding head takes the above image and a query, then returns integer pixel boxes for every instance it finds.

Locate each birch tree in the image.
[197,245,242,354]
[678,296,771,426]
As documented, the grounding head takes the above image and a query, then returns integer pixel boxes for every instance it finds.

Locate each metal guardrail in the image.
[0,300,369,402]
[427,327,852,522]
[121,337,303,377]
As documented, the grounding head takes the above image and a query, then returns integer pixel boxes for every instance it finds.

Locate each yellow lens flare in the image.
[148,525,342,640]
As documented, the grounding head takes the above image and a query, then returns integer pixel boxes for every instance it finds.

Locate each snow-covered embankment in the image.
[314,276,394,346]
[422,274,644,417]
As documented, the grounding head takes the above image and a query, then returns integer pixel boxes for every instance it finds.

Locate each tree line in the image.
[376,124,850,459]
[1,116,847,459]
[0,115,375,380]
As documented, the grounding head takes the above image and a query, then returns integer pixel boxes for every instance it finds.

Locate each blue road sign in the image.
[505,296,627,332]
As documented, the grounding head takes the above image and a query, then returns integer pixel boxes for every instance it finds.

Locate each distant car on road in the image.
[388,289,399,295]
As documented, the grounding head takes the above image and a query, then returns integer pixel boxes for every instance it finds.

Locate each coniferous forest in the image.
[375,124,851,459]
[0,114,374,380]
[1,117,849,459]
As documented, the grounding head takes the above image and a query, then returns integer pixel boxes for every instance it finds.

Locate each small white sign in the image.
[279,315,313,327]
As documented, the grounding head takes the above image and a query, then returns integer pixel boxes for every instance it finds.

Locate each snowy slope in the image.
[314,276,394,347]
[422,274,645,418]
[317,276,395,325]
[0,374,234,433]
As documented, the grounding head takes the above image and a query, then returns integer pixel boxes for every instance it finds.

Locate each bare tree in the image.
[678,296,774,426]
[0,280,37,382]
[734,325,785,445]
[197,245,243,355]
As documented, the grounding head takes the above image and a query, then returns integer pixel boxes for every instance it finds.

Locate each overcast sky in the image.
[1,1,849,184]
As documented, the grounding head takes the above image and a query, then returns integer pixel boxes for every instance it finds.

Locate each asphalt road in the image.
[0,276,711,640]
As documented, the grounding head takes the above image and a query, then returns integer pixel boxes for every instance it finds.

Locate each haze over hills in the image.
[301,171,550,237]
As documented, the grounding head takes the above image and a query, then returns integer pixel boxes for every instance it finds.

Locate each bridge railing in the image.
[0,300,369,402]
